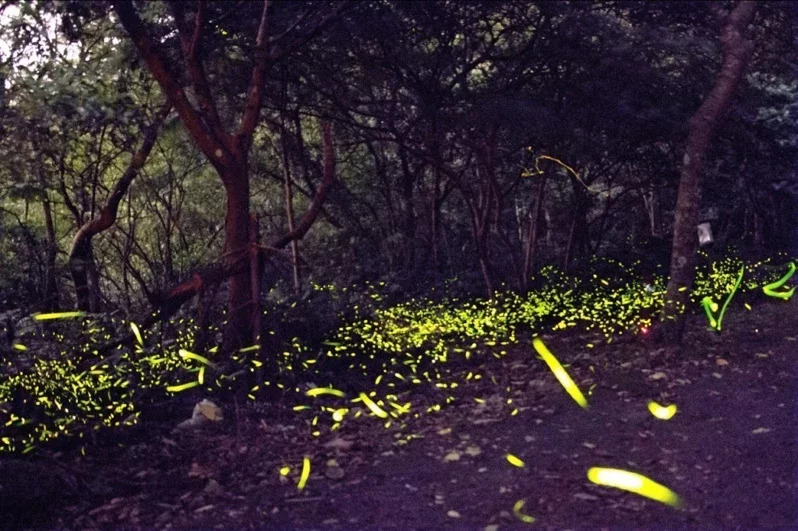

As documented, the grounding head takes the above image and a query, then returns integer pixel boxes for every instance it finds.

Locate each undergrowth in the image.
[0,252,793,455]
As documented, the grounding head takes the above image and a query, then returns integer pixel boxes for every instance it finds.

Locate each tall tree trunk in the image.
[249,214,262,344]
[114,0,343,352]
[281,132,300,294]
[68,105,170,312]
[427,116,443,271]
[658,1,756,343]
[222,162,253,350]
[522,175,547,290]
[38,169,60,310]
[398,144,417,271]
[464,138,498,298]
[563,181,588,272]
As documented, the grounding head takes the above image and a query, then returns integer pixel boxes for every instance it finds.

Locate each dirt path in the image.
[35,301,798,529]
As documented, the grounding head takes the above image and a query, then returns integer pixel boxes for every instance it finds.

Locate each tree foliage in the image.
[0,0,793,347]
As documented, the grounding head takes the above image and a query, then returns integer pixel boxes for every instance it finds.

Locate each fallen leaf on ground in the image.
[323,437,353,450]
[465,445,482,456]
[444,451,461,462]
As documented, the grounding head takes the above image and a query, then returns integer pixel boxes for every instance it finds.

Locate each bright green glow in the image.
[647,401,677,420]
[239,345,260,353]
[587,467,682,507]
[32,311,84,321]
[532,337,588,409]
[166,381,200,393]
[700,297,718,329]
[389,401,410,414]
[178,349,213,366]
[3,254,788,457]
[129,322,144,346]
[358,392,388,418]
[512,499,535,524]
[306,387,346,398]
[12,344,27,351]
[297,457,311,491]
[701,265,744,331]
[506,453,525,467]
[762,262,795,300]
[279,466,290,476]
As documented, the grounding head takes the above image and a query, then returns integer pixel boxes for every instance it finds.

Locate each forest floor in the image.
[4,300,797,530]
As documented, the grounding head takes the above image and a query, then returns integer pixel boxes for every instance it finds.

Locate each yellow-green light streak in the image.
[166,381,200,393]
[532,337,588,409]
[358,392,388,418]
[647,401,677,420]
[512,499,535,524]
[178,349,213,366]
[506,454,525,467]
[763,262,795,300]
[701,265,744,331]
[32,311,84,321]
[587,467,682,507]
[306,387,346,398]
[130,322,144,346]
[297,457,311,491]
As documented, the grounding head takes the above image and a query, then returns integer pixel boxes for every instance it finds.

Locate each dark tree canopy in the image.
[0,0,794,335]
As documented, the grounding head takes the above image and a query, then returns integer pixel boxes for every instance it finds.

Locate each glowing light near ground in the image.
[647,401,677,420]
[512,499,535,524]
[701,265,744,331]
[358,392,389,418]
[506,453,525,467]
[701,297,718,329]
[178,349,213,366]
[762,262,795,300]
[587,467,682,507]
[2,254,785,457]
[166,381,200,393]
[306,387,346,398]
[32,311,84,321]
[130,322,144,346]
[532,337,588,409]
[297,457,311,491]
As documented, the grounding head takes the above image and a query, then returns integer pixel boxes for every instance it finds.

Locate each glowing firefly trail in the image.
[532,337,588,409]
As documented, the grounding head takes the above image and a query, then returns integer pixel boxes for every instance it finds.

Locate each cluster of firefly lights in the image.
[0,256,793,521]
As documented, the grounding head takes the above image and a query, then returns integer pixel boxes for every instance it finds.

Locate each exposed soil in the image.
[2,300,796,530]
